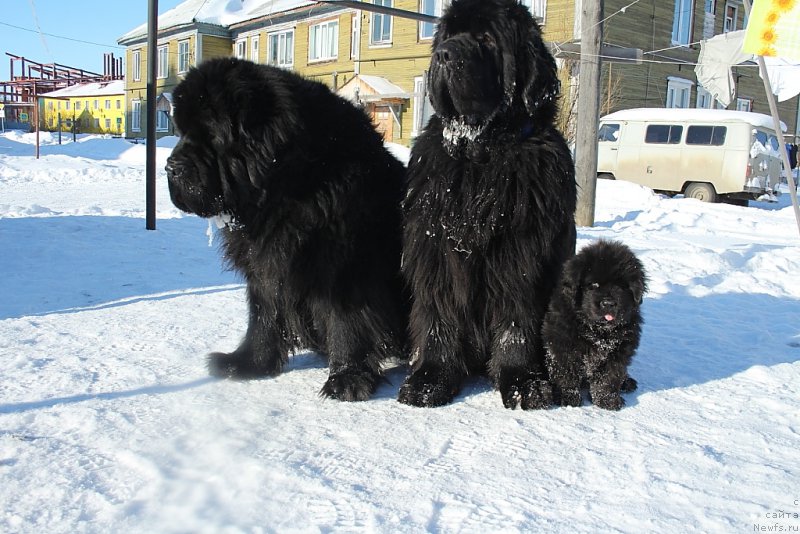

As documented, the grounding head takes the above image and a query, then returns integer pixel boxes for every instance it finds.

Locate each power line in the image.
[0,21,125,50]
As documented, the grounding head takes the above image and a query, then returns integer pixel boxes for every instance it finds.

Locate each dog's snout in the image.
[165,157,185,179]
[599,296,617,309]
[434,41,460,65]
[435,47,453,64]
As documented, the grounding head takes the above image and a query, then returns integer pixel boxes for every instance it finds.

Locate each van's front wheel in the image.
[684,182,717,203]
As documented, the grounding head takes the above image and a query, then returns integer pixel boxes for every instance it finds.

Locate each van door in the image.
[638,123,684,191]
[597,122,621,175]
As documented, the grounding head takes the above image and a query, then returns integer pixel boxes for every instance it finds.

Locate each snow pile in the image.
[1,131,799,533]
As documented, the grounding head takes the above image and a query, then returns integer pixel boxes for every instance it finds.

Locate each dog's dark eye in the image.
[477,32,496,47]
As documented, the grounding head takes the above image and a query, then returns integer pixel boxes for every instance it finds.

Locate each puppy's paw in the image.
[207,351,281,379]
[320,367,380,402]
[398,368,458,407]
[620,376,638,393]
[592,393,625,411]
[498,374,553,410]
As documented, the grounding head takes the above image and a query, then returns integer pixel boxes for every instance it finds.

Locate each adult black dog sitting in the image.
[166,58,408,401]
[399,0,577,409]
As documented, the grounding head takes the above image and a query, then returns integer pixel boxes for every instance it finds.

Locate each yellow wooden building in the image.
[39,80,126,135]
[118,0,799,145]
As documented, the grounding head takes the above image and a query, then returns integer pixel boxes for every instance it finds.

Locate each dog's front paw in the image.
[499,374,553,410]
[398,367,458,407]
[207,350,281,379]
[320,367,380,402]
[592,392,625,411]
[620,375,638,393]
[555,386,582,407]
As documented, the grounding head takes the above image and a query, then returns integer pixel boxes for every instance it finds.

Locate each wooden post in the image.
[146,0,158,230]
[574,0,603,227]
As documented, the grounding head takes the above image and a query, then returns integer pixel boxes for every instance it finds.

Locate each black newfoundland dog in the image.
[543,240,647,410]
[400,0,576,409]
[166,58,408,401]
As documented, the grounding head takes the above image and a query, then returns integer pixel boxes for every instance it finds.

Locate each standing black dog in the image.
[400,0,576,409]
[166,58,408,401]
[543,240,647,410]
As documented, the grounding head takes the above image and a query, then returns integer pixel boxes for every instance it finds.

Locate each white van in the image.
[597,108,785,203]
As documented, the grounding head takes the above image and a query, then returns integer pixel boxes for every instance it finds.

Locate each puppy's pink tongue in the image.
[604,314,615,322]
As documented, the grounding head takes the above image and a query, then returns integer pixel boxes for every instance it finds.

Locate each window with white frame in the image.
[178,40,190,73]
[105,119,111,130]
[371,0,393,45]
[131,100,141,132]
[666,77,693,108]
[671,0,694,45]
[724,2,738,32]
[268,30,294,68]
[705,0,715,13]
[251,36,260,62]
[235,39,247,59]
[133,50,141,82]
[157,45,168,78]
[696,86,713,108]
[521,0,546,22]
[736,97,752,112]
[156,109,170,131]
[419,0,445,40]
[351,13,360,58]
[309,20,339,61]
[412,75,434,136]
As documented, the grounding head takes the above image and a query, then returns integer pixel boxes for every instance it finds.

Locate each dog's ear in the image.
[516,18,560,115]
[559,258,584,305]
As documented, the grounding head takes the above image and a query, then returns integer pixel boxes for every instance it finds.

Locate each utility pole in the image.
[574,0,603,227]
[146,0,158,230]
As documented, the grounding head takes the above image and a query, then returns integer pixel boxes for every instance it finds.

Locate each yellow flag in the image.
[743,0,800,59]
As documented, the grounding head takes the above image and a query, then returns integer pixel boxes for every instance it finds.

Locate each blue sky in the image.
[1,0,185,82]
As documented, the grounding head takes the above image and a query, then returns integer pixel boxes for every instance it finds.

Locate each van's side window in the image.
[598,124,620,142]
[645,124,683,144]
[686,125,727,145]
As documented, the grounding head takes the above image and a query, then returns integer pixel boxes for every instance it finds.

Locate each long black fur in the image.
[399,0,577,409]
[166,58,408,401]
[542,240,647,410]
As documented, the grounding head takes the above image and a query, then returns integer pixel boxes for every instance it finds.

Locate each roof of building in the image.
[40,80,125,98]
[118,0,315,42]
[338,75,410,103]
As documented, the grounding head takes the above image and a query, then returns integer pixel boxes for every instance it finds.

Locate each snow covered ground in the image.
[1,131,799,533]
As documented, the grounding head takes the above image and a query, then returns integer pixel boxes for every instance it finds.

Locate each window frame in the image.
[156,109,170,132]
[724,2,738,33]
[671,0,695,46]
[251,36,260,62]
[371,0,393,46]
[268,29,295,68]
[131,100,142,132]
[686,125,727,145]
[309,19,339,62]
[157,45,169,79]
[666,77,693,108]
[235,39,247,59]
[178,40,191,73]
[520,0,546,22]
[645,124,684,144]
[133,50,141,82]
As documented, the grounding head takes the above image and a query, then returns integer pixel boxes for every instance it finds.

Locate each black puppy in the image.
[543,240,647,410]
[166,58,408,401]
